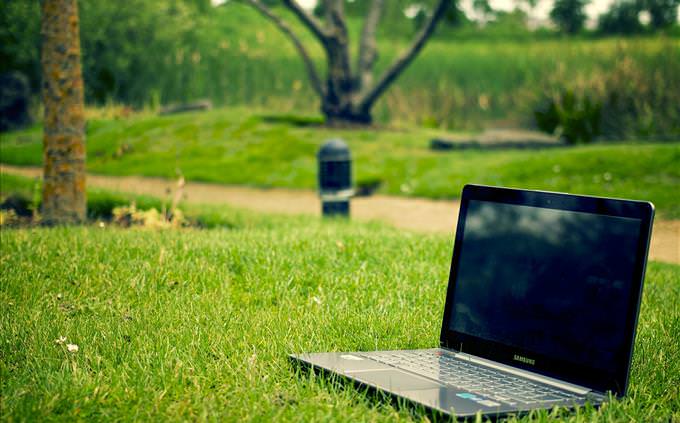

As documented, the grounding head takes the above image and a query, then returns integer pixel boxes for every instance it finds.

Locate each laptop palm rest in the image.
[346,369,445,391]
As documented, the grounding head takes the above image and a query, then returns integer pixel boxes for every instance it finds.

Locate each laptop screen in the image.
[442,187,653,394]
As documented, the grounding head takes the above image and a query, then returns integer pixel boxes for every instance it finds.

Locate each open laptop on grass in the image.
[291,184,654,419]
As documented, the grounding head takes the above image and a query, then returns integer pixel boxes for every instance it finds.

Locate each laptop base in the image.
[290,349,603,419]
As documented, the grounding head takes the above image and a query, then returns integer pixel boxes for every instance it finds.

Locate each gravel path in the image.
[3,164,678,264]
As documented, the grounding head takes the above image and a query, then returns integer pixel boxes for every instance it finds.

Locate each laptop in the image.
[290,185,655,419]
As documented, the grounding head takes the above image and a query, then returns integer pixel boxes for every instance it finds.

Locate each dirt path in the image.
[3,164,678,264]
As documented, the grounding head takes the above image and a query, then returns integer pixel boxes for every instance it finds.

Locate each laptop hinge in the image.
[445,349,593,396]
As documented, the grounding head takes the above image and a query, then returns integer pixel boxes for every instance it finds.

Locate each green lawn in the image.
[2,108,679,218]
[1,209,679,420]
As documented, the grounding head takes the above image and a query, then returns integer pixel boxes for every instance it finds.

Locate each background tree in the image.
[0,1,41,94]
[473,0,496,24]
[640,0,680,29]
[444,1,469,27]
[514,0,539,14]
[550,0,588,34]
[597,0,644,34]
[244,0,452,125]
[41,0,86,224]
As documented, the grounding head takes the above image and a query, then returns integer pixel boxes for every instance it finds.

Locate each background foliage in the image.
[1,0,678,137]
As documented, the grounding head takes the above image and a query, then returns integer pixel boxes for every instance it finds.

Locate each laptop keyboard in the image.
[362,350,584,406]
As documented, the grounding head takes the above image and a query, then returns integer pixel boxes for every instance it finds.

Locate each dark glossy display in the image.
[440,185,654,396]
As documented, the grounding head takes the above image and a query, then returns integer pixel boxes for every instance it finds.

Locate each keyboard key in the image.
[361,350,585,406]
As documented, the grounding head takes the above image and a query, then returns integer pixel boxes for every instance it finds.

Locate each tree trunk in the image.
[40,0,86,224]
[321,100,372,126]
[321,0,368,125]
[246,0,451,127]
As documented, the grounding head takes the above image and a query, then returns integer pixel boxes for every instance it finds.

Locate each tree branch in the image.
[356,0,384,91]
[356,0,451,112]
[281,0,328,43]
[244,0,325,97]
[324,0,352,82]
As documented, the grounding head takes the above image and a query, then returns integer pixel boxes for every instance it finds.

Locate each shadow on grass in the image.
[259,113,325,128]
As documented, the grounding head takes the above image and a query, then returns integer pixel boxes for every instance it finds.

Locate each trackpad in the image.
[346,369,444,391]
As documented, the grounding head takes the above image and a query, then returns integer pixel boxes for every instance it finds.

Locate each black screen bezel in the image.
[439,184,654,396]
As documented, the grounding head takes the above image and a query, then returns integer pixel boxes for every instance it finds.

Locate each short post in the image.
[317,138,352,217]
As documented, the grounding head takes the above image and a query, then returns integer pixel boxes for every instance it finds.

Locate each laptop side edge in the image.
[619,200,654,397]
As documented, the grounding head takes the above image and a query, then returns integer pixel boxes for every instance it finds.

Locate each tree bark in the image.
[41,0,86,224]
[281,0,327,41]
[321,0,357,124]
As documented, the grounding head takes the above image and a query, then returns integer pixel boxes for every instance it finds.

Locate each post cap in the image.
[317,138,351,162]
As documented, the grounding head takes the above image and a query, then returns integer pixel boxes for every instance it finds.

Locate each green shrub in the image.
[598,52,680,139]
[535,45,680,141]
[87,190,163,219]
[534,90,602,144]
[0,192,32,217]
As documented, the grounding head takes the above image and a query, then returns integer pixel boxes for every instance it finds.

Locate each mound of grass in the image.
[2,109,679,217]
[1,215,678,421]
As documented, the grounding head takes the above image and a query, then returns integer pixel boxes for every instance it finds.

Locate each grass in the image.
[2,108,679,218]
[1,208,679,420]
